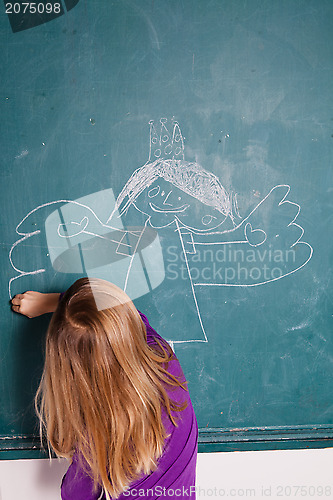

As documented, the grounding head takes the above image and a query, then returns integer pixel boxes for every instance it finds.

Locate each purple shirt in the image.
[61,311,198,499]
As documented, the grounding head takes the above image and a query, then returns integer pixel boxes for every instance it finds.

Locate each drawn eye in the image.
[202,215,217,226]
[148,186,160,198]
[161,191,165,196]
[178,197,181,201]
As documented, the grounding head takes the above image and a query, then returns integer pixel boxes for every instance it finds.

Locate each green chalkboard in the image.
[1,0,333,458]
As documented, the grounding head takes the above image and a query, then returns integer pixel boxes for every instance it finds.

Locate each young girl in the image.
[11,278,198,499]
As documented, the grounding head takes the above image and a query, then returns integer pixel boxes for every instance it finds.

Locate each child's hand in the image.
[11,292,60,318]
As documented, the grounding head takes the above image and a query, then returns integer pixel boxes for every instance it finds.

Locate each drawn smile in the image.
[149,202,190,213]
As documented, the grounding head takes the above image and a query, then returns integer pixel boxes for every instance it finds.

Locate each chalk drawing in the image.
[9,119,313,346]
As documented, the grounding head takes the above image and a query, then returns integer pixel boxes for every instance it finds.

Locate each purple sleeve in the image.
[61,454,103,500]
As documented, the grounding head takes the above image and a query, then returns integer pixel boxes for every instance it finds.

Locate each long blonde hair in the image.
[108,158,234,222]
[35,278,187,498]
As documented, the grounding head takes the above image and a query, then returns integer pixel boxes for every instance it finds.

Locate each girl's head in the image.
[110,159,235,230]
[36,278,186,499]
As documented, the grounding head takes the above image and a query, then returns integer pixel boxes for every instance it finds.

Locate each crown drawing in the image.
[148,118,185,161]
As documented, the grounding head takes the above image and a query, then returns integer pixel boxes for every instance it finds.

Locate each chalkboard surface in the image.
[1,0,332,457]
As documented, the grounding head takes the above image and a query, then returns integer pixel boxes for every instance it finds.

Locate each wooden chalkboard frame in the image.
[1,426,333,459]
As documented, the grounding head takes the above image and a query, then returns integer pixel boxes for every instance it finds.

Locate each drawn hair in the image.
[110,159,234,221]
[35,278,187,499]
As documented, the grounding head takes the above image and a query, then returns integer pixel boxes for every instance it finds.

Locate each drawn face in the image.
[134,178,229,231]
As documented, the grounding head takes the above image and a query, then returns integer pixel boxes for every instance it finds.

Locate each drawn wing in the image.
[243,185,308,249]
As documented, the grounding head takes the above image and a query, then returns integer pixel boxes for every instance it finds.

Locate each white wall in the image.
[0,448,332,500]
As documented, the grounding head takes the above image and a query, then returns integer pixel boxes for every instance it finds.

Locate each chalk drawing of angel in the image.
[9,118,313,347]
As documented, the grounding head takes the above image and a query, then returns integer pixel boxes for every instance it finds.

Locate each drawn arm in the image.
[180,220,266,254]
